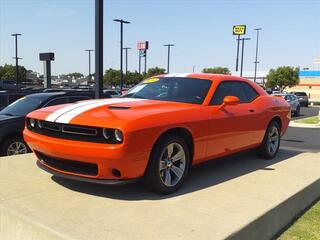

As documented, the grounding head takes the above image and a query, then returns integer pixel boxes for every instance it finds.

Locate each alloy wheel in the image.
[7,141,28,156]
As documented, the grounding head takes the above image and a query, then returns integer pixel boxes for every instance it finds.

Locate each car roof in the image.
[155,73,246,82]
[26,91,94,99]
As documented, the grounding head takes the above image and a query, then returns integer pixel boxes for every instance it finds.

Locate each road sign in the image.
[137,41,149,50]
[233,25,246,35]
[139,50,146,57]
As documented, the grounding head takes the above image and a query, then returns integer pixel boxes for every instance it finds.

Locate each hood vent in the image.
[108,106,131,110]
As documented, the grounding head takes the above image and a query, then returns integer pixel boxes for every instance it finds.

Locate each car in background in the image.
[290,91,309,107]
[0,91,111,156]
[273,93,300,116]
[104,89,122,98]
[24,74,290,194]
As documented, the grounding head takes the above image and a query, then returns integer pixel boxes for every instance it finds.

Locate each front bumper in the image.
[23,128,150,180]
[37,160,139,185]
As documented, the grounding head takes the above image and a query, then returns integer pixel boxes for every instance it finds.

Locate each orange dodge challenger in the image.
[24,74,290,194]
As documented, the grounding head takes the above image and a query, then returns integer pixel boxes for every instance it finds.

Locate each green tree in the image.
[266,66,299,90]
[125,71,143,86]
[146,67,166,78]
[103,68,121,87]
[0,64,27,81]
[66,72,84,79]
[202,67,231,74]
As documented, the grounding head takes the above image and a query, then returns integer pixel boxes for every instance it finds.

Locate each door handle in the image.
[249,109,255,113]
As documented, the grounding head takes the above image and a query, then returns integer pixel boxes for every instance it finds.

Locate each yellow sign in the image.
[233,25,246,35]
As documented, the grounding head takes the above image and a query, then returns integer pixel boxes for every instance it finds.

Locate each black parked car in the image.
[0,91,111,156]
[290,91,309,107]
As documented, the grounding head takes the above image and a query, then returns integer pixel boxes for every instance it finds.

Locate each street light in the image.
[240,37,250,77]
[95,0,103,99]
[11,33,22,91]
[123,47,131,75]
[85,49,94,81]
[253,28,262,83]
[164,44,174,73]
[113,19,130,92]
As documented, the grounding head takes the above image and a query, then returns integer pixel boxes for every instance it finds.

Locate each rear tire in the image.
[257,121,280,159]
[144,135,190,194]
[294,105,300,116]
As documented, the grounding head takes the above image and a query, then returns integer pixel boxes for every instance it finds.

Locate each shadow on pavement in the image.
[52,149,302,201]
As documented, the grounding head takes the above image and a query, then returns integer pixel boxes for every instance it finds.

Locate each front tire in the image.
[0,136,29,156]
[257,121,280,159]
[144,135,190,194]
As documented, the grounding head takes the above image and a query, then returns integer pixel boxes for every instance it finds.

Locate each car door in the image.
[206,81,263,158]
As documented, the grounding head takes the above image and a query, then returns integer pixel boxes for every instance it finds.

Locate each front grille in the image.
[36,151,98,176]
[27,119,109,143]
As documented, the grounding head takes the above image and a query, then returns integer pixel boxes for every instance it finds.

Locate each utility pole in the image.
[11,33,22,91]
[164,44,174,73]
[95,0,103,99]
[253,28,262,83]
[85,49,94,81]
[113,19,130,92]
[123,47,131,75]
[240,38,250,77]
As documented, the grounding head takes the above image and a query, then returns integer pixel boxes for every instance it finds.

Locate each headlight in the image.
[37,120,43,129]
[102,128,112,140]
[30,119,36,128]
[114,129,123,142]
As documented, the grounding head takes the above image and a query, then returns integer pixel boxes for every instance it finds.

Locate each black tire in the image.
[0,136,30,156]
[294,105,300,116]
[257,121,280,159]
[144,135,191,194]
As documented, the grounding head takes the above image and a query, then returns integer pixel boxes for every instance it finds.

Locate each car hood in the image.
[27,98,198,129]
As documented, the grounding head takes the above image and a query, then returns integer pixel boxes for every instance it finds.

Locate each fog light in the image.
[30,119,36,128]
[112,168,121,177]
[114,129,123,142]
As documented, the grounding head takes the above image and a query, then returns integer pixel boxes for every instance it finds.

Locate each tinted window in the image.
[45,97,68,107]
[69,96,91,103]
[0,96,42,116]
[124,77,212,104]
[210,81,258,105]
[294,92,307,96]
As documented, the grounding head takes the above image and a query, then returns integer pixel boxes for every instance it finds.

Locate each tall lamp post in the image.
[164,44,174,73]
[11,33,22,91]
[85,49,94,81]
[253,28,262,83]
[113,19,130,92]
[240,37,250,77]
[123,47,131,75]
[95,0,103,99]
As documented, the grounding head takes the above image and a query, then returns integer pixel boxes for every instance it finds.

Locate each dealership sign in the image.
[137,41,149,50]
[233,25,246,35]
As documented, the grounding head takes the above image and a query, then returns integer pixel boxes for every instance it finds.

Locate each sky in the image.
[0,0,320,76]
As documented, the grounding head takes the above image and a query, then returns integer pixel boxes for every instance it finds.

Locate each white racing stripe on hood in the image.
[45,99,111,122]
[54,98,145,124]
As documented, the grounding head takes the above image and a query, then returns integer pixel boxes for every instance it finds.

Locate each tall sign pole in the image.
[233,25,246,72]
[253,28,262,83]
[240,38,251,77]
[11,33,22,91]
[95,0,103,99]
[137,41,149,76]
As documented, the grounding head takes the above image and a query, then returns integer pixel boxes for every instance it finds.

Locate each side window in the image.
[45,97,68,107]
[210,81,247,105]
[68,96,91,103]
[240,82,259,102]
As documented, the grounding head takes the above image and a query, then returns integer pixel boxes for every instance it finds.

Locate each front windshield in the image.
[123,77,212,104]
[0,96,43,116]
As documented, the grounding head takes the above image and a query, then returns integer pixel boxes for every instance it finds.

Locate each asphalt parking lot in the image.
[292,106,319,120]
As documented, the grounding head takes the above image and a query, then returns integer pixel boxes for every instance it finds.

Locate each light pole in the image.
[123,47,131,75]
[164,44,174,73]
[113,19,130,92]
[95,0,103,99]
[240,37,250,77]
[85,49,94,81]
[11,33,22,91]
[253,28,262,83]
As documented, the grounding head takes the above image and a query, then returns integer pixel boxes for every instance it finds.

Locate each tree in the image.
[125,71,143,86]
[145,67,166,78]
[202,67,231,75]
[66,72,84,79]
[266,66,299,90]
[0,64,27,81]
[103,68,121,87]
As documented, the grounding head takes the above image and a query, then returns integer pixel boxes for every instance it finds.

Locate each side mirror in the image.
[219,96,240,109]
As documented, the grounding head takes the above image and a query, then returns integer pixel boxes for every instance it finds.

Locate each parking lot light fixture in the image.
[11,33,22,91]
[240,37,250,77]
[113,19,130,92]
[254,28,262,83]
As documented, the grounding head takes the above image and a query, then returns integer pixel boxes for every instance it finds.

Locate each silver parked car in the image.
[291,91,309,107]
[273,93,300,116]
